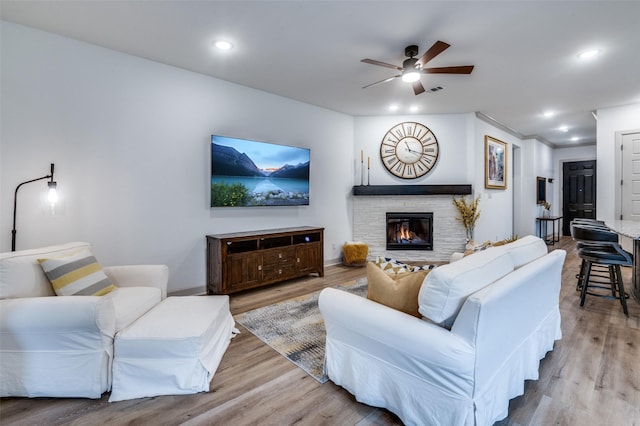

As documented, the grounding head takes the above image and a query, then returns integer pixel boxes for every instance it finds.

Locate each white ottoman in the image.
[109,296,235,402]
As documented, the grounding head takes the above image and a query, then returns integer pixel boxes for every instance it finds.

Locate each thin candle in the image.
[368,157,370,169]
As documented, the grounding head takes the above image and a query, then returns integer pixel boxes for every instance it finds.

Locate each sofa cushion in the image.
[0,242,91,299]
[495,235,548,268]
[106,286,162,332]
[366,262,429,317]
[418,248,515,328]
[38,249,117,296]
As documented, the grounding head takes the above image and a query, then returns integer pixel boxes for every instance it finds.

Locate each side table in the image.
[536,216,563,245]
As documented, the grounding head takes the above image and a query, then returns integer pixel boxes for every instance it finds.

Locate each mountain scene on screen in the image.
[211,143,310,207]
[212,144,309,178]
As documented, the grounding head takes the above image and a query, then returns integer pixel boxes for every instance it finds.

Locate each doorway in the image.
[562,160,597,236]
[619,130,640,220]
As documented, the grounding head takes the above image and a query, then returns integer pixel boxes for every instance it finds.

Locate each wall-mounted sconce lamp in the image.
[11,163,58,251]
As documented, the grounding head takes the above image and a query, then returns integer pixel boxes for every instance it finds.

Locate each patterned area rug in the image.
[235,278,368,383]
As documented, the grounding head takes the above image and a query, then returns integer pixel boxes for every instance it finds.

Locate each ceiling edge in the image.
[476,112,556,148]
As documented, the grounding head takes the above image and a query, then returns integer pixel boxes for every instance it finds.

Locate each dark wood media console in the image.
[206,226,324,295]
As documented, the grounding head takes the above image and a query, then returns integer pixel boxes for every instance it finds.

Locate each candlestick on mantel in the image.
[360,151,364,186]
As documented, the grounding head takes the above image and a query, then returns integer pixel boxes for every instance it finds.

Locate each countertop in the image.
[605,220,640,239]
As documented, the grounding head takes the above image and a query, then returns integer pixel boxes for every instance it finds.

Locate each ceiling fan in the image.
[361,41,474,95]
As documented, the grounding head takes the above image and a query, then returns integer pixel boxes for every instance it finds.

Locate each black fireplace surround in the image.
[386,212,433,250]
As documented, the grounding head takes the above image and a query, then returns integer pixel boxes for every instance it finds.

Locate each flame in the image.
[398,226,411,240]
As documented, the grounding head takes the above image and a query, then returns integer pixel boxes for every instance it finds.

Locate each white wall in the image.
[473,119,523,242]
[596,103,640,220]
[0,22,354,292]
[354,114,474,186]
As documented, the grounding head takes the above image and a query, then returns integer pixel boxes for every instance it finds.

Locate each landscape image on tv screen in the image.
[211,135,310,207]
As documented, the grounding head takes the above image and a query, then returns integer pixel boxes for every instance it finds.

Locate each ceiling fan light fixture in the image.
[402,71,421,83]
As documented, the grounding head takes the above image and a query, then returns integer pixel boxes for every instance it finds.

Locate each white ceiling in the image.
[2,1,639,147]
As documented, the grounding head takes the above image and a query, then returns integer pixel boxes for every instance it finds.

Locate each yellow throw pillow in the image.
[38,249,117,296]
[366,262,429,317]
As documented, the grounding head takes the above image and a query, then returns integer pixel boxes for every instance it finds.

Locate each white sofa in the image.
[0,242,169,398]
[319,235,566,426]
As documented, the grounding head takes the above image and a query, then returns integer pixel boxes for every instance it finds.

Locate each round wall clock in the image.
[380,122,439,179]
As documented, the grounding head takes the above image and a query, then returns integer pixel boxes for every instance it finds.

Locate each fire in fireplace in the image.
[386,212,433,250]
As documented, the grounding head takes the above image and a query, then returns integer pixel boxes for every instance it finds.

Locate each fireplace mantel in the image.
[353,184,471,196]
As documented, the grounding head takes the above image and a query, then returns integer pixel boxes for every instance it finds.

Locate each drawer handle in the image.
[258,265,262,271]
[278,269,282,274]
[278,253,282,259]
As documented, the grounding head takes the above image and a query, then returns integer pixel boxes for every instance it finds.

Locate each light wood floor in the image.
[1,237,639,425]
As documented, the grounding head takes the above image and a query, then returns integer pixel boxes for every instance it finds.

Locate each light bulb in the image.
[48,188,58,204]
[402,71,420,83]
[47,182,58,204]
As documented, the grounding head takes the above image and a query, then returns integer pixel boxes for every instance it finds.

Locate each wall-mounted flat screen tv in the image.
[211,135,310,207]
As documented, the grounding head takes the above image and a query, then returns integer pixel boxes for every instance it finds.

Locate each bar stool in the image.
[570,220,611,291]
[571,224,631,315]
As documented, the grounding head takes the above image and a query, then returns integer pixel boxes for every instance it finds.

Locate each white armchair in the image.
[0,242,168,398]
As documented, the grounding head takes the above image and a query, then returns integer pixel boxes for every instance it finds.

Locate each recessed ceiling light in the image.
[577,49,600,60]
[409,105,420,112]
[214,40,233,50]
[542,111,554,118]
[571,136,580,142]
[389,104,399,111]
[559,125,569,132]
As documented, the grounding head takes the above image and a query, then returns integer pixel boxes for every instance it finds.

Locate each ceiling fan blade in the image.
[361,58,403,71]
[416,40,450,67]
[412,81,426,95]
[362,75,401,89]
[423,65,475,74]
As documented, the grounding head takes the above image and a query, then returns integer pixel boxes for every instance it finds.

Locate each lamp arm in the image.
[11,173,53,252]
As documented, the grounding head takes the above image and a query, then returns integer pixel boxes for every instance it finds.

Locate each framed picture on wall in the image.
[484,135,507,189]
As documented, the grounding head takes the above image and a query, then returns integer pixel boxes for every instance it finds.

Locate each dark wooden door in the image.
[562,160,596,235]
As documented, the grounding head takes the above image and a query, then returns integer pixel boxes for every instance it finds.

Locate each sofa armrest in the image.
[0,296,115,349]
[103,265,169,299]
[319,288,475,395]
[0,296,116,398]
[452,249,566,386]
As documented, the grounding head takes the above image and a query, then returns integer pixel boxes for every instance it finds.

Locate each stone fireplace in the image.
[386,212,433,250]
[352,186,471,262]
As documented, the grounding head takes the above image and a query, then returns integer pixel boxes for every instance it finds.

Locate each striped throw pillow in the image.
[38,250,117,296]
